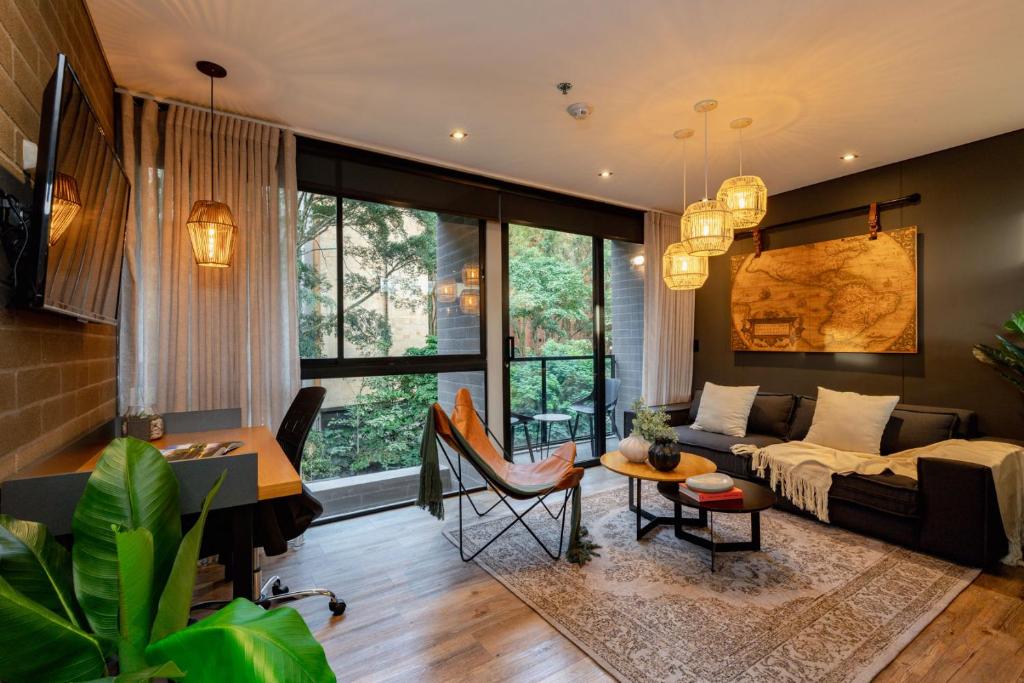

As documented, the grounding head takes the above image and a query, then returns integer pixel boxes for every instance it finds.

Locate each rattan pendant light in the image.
[680,100,734,256]
[717,117,767,230]
[663,129,708,290]
[186,61,237,268]
[48,172,81,245]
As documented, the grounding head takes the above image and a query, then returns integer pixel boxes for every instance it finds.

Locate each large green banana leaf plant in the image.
[0,437,334,682]
[974,309,1024,396]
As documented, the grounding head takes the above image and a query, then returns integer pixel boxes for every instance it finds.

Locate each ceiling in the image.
[86,0,1024,212]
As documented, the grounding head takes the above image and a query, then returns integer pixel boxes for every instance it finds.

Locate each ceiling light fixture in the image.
[680,99,734,257]
[841,152,858,161]
[717,117,767,231]
[186,60,237,268]
[598,170,613,178]
[449,130,468,140]
[663,127,708,291]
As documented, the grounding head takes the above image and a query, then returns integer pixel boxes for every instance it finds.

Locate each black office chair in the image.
[196,387,345,616]
[569,378,622,457]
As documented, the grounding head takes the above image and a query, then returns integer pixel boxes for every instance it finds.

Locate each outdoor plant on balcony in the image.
[974,309,1024,396]
[0,437,333,683]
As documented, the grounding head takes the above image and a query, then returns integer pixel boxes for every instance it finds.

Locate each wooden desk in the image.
[8,426,300,601]
[21,426,300,501]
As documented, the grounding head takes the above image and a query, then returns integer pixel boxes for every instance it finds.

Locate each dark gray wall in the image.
[694,129,1024,439]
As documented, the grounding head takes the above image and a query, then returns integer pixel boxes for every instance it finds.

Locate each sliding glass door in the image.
[504,224,641,464]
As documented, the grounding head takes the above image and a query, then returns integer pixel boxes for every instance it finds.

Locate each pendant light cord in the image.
[682,138,687,207]
[739,127,743,175]
[209,75,215,201]
[703,110,709,199]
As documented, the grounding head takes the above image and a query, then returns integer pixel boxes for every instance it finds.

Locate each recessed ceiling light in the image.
[598,170,613,178]
[841,152,859,161]
[630,254,646,267]
[449,130,468,140]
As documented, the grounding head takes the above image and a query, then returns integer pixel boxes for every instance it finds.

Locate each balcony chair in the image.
[569,378,622,457]
[195,386,345,616]
[417,388,598,564]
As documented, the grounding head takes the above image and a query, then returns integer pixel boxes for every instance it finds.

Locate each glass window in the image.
[297,192,339,359]
[301,373,486,516]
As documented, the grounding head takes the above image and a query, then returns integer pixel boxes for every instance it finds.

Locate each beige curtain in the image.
[118,95,300,429]
[641,210,696,405]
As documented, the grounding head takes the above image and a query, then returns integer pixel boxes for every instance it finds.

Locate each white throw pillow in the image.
[803,387,899,454]
[691,382,760,437]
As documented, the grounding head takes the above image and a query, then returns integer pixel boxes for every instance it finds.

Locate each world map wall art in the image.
[729,226,918,353]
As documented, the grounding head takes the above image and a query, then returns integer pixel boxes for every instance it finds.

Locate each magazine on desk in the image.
[160,441,243,461]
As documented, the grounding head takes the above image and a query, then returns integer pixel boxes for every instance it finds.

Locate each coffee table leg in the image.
[635,478,642,540]
[710,512,716,573]
[751,511,761,551]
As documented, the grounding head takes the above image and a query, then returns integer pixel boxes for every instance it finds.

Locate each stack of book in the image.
[679,483,744,505]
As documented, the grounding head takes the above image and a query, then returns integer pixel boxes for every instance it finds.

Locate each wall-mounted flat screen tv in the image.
[14,53,129,325]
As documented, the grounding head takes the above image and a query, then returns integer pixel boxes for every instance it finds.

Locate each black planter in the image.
[648,438,680,472]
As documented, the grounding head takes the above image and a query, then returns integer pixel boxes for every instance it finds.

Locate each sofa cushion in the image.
[788,395,817,441]
[829,472,918,517]
[880,406,959,454]
[791,397,971,453]
[805,387,899,454]
[690,390,796,438]
[747,393,797,438]
[690,382,760,437]
[675,425,784,452]
[674,426,783,479]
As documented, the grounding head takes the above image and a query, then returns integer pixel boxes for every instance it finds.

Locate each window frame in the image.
[298,187,488,381]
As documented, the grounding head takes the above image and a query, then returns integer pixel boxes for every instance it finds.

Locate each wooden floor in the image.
[195,468,1024,682]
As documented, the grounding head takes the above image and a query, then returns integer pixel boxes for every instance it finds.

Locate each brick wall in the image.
[0,0,117,479]
[609,241,644,434]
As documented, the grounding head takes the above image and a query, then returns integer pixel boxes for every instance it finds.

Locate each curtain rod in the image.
[736,192,921,238]
[116,87,291,131]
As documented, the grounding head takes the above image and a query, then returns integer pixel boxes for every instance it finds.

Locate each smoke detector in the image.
[566,102,593,120]
[557,82,593,121]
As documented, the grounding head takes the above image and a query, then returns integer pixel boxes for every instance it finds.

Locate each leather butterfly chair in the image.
[429,388,585,561]
[195,387,345,616]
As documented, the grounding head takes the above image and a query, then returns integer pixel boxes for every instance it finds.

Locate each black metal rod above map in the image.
[736,193,921,238]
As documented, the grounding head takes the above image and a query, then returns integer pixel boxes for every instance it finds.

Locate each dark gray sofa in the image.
[625,391,1009,567]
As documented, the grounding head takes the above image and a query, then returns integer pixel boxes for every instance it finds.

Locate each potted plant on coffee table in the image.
[620,399,678,469]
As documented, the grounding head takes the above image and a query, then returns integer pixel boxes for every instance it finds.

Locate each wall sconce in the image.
[459,288,480,315]
[436,278,457,303]
[48,172,81,245]
[461,262,481,287]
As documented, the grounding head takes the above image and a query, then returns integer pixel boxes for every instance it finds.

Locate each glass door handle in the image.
[506,336,515,361]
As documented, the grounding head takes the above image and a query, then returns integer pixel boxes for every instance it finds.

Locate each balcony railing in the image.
[508,353,616,454]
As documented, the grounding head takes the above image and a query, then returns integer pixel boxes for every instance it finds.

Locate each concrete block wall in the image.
[0,0,117,479]
[436,214,486,416]
[609,241,644,434]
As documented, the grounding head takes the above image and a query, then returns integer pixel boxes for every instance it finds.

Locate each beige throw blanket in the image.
[731,439,1024,565]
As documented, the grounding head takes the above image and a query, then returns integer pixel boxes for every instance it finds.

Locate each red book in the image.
[679,484,743,503]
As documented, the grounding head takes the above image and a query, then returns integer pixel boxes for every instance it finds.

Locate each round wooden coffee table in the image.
[657,479,776,572]
[599,451,716,540]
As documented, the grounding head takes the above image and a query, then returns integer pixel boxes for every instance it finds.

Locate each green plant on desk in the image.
[0,437,334,683]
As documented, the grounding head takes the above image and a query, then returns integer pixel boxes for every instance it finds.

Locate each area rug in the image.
[444,484,979,683]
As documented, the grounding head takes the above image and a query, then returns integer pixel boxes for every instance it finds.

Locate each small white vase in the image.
[619,433,652,463]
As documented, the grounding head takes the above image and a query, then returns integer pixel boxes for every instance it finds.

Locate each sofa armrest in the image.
[623,402,692,437]
[918,456,1007,567]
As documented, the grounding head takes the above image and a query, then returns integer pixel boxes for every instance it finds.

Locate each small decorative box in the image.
[122,414,165,441]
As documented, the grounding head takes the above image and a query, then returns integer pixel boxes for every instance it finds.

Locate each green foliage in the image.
[974,309,1024,395]
[628,399,676,442]
[147,599,334,683]
[0,438,333,683]
[72,437,182,640]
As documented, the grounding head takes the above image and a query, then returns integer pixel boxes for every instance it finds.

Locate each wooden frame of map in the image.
[729,226,918,353]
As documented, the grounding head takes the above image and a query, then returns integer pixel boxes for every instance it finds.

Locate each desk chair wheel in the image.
[329,599,346,616]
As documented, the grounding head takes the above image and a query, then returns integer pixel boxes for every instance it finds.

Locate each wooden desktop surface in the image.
[20,426,301,501]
